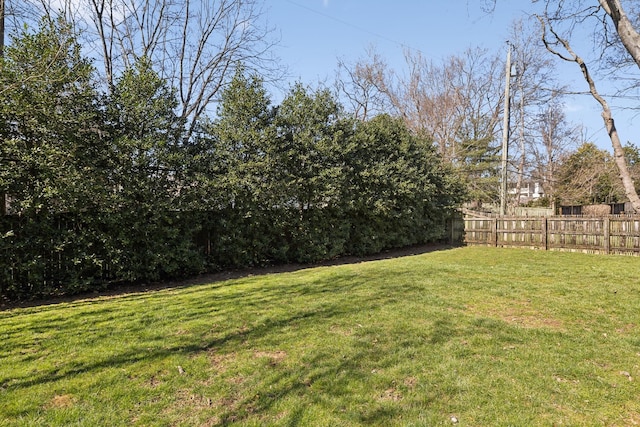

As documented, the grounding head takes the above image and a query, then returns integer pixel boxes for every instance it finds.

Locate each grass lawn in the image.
[1,246,640,426]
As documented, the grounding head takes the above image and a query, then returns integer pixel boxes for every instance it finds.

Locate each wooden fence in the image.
[463,216,640,255]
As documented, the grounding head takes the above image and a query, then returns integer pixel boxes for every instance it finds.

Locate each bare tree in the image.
[335,49,389,121]
[507,18,567,204]
[7,0,281,141]
[537,4,640,211]
[340,47,505,202]
[599,0,640,68]
[351,48,504,162]
[529,98,581,197]
[91,0,281,139]
[556,142,625,205]
[1,0,42,36]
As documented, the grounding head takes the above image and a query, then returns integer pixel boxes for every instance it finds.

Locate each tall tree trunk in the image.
[601,111,640,211]
[599,0,640,69]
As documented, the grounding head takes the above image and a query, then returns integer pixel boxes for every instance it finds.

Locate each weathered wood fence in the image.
[463,216,640,255]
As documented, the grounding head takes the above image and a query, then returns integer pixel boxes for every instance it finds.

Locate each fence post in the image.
[542,217,548,251]
[603,217,610,254]
[493,218,498,247]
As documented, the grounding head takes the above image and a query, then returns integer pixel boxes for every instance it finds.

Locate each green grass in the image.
[2,246,640,426]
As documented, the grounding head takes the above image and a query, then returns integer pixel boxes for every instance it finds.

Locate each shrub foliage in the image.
[0,23,465,301]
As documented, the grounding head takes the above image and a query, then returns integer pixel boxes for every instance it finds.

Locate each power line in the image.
[284,0,418,53]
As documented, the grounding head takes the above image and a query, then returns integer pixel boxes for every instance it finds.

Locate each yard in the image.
[1,246,639,426]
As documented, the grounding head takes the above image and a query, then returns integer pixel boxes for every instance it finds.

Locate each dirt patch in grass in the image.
[328,324,355,336]
[227,375,246,385]
[207,350,237,372]
[146,375,163,388]
[254,350,287,365]
[176,390,214,409]
[468,301,565,331]
[615,323,636,335]
[378,387,402,401]
[503,312,564,330]
[403,376,418,389]
[623,412,640,426]
[163,390,222,426]
[46,394,76,409]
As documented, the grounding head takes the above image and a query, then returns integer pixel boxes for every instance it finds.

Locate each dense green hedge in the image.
[0,205,457,302]
[0,21,465,302]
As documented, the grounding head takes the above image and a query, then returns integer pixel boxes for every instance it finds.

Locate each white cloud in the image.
[323,0,329,7]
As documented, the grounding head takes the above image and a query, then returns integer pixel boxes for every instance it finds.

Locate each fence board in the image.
[461,215,640,256]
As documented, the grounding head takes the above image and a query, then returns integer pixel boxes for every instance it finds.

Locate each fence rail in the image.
[463,216,640,255]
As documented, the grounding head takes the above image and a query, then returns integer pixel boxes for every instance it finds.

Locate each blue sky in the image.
[268,0,533,82]
[266,0,639,152]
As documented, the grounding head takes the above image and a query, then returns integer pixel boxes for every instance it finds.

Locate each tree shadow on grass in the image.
[2,269,381,390]
[1,243,467,425]
[1,302,349,411]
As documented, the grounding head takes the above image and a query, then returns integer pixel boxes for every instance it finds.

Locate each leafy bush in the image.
[0,25,464,302]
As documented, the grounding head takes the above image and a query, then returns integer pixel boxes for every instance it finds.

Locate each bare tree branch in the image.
[13,0,281,141]
[599,0,640,69]
[538,12,640,212]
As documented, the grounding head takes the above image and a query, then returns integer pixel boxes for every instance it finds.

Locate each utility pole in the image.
[499,42,512,216]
